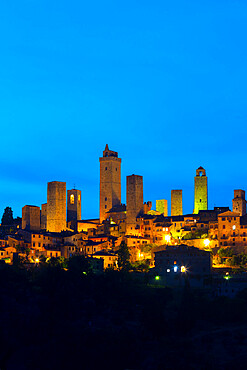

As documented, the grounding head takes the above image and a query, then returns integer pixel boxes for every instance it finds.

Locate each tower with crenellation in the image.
[99,144,121,223]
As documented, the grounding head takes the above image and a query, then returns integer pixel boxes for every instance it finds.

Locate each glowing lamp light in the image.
[167,269,170,273]
[181,266,186,273]
[165,234,171,243]
[140,253,144,258]
[203,239,210,247]
[155,276,160,280]
[35,258,39,263]
[174,266,178,273]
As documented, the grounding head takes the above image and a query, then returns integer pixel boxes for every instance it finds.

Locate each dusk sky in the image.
[1,0,247,219]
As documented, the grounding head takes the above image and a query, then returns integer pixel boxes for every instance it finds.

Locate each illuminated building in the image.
[126,174,143,235]
[67,189,81,222]
[171,190,183,216]
[194,167,208,214]
[232,189,246,216]
[156,199,168,216]
[47,181,66,233]
[154,244,211,276]
[22,205,40,231]
[99,144,121,223]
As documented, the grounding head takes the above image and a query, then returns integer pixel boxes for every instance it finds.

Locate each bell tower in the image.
[194,167,208,214]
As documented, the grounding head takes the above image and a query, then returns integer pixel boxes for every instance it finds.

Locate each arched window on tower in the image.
[70,194,74,204]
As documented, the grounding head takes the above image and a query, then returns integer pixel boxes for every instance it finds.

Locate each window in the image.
[70,194,74,204]
[78,194,81,201]
[105,197,107,201]
[116,168,117,171]
[105,205,107,209]
[222,218,225,221]
[233,238,235,241]
[105,167,107,170]
[223,225,225,229]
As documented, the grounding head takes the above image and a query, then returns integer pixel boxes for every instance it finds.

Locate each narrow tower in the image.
[156,199,168,216]
[67,189,81,222]
[22,205,40,231]
[194,167,208,214]
[47,181,66,232]
[126,174,143,234]
[99,144,121,223]
[232,190,246,216]
[171,190,183,216]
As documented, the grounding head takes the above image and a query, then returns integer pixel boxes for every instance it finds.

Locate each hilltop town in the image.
[1,144,247,288]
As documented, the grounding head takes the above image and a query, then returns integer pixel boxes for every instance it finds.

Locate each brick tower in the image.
[47,181,66,232]
[67,189,81,222]
[232,190,246,216]
[194,167,208,214]
[171,190,183,216]
[22,205,40,231]
[126,174,143,234]
[156,199,168,216]
[99,144,121,223]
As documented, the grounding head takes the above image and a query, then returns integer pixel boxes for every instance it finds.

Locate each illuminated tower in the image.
[126,174,143,234]
[232,190,246,216]
[171,190,183,216]
[67,189,81,222]
[22,205,40,231]
[99,144,121,223]
[47,181,66,232]
[194,167,208,214]
[156,199,168,216]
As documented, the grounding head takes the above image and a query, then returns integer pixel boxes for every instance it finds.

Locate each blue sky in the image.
[0,0,247,219]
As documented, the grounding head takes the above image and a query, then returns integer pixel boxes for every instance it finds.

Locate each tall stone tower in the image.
[47,181,66,232]
[67,189,81,222]
[126,174,143,234]
[194,167,208,214]
[156,199,168,216]
[41,203,47,230]
[171,190,183,216]
[22,205,40,231]
[99,144,121,223]
[232,189,246,216]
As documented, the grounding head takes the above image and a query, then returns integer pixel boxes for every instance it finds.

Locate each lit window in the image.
[70,194,74,204]
[233,225,236,230]
[78,194,81,201]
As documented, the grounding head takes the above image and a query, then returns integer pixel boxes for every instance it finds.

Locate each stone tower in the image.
[41,203,47,230]
[67,189,81,222]
[47,181,66,232]
[156,199,168,216]
[232,190,246,216]
[22,205,40,231]
[194,167,208,214]
[126,174,143,234]
[171,190,183,216]
[99,144,121,223]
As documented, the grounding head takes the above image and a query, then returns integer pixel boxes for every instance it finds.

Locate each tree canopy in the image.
[1,207,14,225]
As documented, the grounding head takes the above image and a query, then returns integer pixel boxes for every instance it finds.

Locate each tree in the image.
[117,241,131,271]
[1,207,14,225]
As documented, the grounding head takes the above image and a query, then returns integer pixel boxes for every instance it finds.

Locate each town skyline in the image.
[0,143,245,220]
